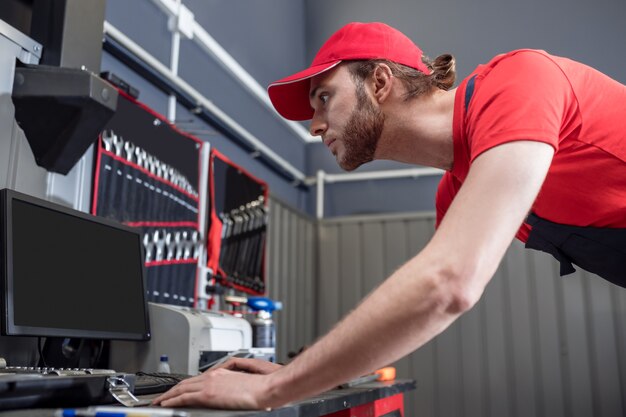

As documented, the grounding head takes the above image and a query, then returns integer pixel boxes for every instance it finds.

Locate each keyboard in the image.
[0,366,117,376]
[0,371,132,411]
[0,367,192,409]
[133,372,192,395]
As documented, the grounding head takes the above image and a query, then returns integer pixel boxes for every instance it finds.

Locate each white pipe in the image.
[196,142,211,310]
[167,34,180,122]
[167,2,181,123]
[312,167,442,218]
[323,167,443,183]
[149,0,317,143]
[103,21,307,183]
[316,170,325,219]
[197,143,210,250]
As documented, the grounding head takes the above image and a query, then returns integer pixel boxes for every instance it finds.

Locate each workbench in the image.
[0,380,415,417]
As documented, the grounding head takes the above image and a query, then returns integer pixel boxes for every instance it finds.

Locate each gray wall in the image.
[318,212,626,417]
[304,0,626,81]
[304,0,626,217]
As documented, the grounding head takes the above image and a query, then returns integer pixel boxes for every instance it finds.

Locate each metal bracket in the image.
[0,19,42,64]
[167,3,195,40]
[107,376,152,407]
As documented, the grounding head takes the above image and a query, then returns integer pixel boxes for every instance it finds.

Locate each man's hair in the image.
[347,54,456,100]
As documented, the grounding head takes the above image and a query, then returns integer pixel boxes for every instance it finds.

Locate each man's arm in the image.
[154,140,554,409]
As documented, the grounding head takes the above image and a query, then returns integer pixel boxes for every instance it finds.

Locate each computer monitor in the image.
[0,188,150,341]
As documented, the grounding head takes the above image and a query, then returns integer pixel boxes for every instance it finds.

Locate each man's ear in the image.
[371,63,394,103]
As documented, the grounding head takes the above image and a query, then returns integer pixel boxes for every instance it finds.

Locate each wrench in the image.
[112,133,124,157]
[134,146,144,168]
[124,141,135,163]
[165,232,175,261]
[154,230,165,262]
[191,231,201,260]
[156,160,163,179]
[143,233,154,263]
[101,130,114,152]
[174,231,183,260]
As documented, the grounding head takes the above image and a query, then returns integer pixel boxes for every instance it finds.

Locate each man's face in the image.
[309,65,384,171]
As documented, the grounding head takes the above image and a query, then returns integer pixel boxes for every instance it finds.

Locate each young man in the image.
[154,22,626,409]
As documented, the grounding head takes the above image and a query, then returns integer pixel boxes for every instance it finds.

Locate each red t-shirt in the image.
[436,49,626,242]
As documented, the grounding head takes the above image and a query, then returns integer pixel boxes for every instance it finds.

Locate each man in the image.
[154,22,626,409]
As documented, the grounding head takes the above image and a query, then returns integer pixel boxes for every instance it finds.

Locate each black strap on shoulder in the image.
[464,75,477,111]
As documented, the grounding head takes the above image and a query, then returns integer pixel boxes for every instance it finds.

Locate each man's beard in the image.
[337,83,385,171]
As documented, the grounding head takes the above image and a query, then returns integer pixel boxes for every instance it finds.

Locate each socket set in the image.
[208,150,268,295]
[91,91,204,307]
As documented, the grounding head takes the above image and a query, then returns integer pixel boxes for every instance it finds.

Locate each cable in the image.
[91,340,105,368]
[37,337,47,367]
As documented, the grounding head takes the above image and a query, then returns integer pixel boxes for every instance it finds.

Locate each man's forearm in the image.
[263,248,470,408]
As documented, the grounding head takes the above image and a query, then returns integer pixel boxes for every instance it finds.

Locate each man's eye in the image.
[319,94,329,104]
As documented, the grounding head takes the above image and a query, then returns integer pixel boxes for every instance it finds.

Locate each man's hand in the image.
[213,357,283,374]
[152,367,276,409]
[152,358,282,408]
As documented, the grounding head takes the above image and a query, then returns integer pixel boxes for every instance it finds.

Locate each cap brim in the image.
[268,61,341,121]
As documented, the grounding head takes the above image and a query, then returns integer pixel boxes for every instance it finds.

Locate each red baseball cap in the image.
[268,22,430,121]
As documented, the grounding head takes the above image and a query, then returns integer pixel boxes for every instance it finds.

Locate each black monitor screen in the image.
[1,189,150,340]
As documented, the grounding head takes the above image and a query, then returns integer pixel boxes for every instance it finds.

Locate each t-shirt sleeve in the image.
[466,51,573,161]
[435,172,461,228]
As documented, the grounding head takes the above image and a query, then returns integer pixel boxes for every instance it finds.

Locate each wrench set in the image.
[140,227,201,305]
[102,129,199,197]
[142,229,202,264]
[208,150,268,295]
[91,93,204,307]
[218,197,267,293]
[96,129,199,223]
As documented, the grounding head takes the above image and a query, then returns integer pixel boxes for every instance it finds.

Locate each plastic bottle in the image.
[251,310,275,348]
[246,297,282,348]
[157,354,171,373]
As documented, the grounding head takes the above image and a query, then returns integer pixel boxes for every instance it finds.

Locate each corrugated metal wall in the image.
[317,211,626,417]
[266,196,318,363]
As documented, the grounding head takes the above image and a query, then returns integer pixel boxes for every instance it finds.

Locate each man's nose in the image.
[309,112,327,137]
